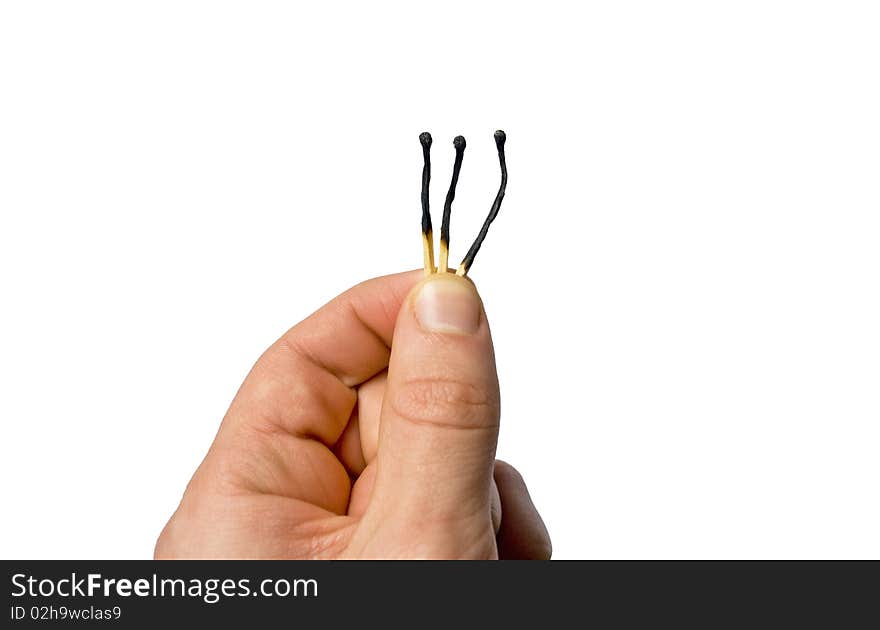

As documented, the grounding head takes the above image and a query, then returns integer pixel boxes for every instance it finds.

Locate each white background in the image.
[1,1,878,559]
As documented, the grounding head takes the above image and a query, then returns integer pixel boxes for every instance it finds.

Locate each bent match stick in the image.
[457,130,507,276]
[419,132,435,275]
[439,135,466,273]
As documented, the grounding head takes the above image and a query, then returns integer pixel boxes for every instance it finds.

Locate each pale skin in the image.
[155,270,551,559]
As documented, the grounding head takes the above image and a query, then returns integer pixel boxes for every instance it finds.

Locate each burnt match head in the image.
[494,129,506,148]
[419,132,433,149]
[453,135,466,150]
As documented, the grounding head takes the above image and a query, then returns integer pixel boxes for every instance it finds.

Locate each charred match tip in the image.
[453,135,466,150]
[420,132,433,232]
[494,129,506,147]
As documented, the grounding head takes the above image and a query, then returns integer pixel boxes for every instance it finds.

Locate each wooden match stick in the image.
[419,132,435,275]
[457,130,507,276]
[440,135,466,273]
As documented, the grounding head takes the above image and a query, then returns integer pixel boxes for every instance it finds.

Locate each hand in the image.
[155,270,550,559]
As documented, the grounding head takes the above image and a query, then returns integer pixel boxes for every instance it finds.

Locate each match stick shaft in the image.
[419,132,435,274]
[457,130,507,276]
[440,136,466,273]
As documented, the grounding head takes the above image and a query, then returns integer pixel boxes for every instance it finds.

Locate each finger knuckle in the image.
[389,375,498,431]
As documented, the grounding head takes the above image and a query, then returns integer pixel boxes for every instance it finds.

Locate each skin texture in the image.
[155,270,551,559]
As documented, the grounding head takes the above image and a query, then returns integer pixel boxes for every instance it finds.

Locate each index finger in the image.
[279,269,422,388]
[225,270,421,446]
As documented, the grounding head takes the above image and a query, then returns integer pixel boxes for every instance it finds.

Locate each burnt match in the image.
[419,131,435,275]
[439,135,466,273]
[417,129,507,277]
[457,130,507,276]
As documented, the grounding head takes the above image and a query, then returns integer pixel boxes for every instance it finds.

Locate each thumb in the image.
[370,273,500,526]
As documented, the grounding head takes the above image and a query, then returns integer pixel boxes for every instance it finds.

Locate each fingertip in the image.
[411,274,483,335]
[494,461,552,560]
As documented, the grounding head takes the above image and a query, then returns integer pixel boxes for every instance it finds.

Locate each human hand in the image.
[155,271,550,559]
